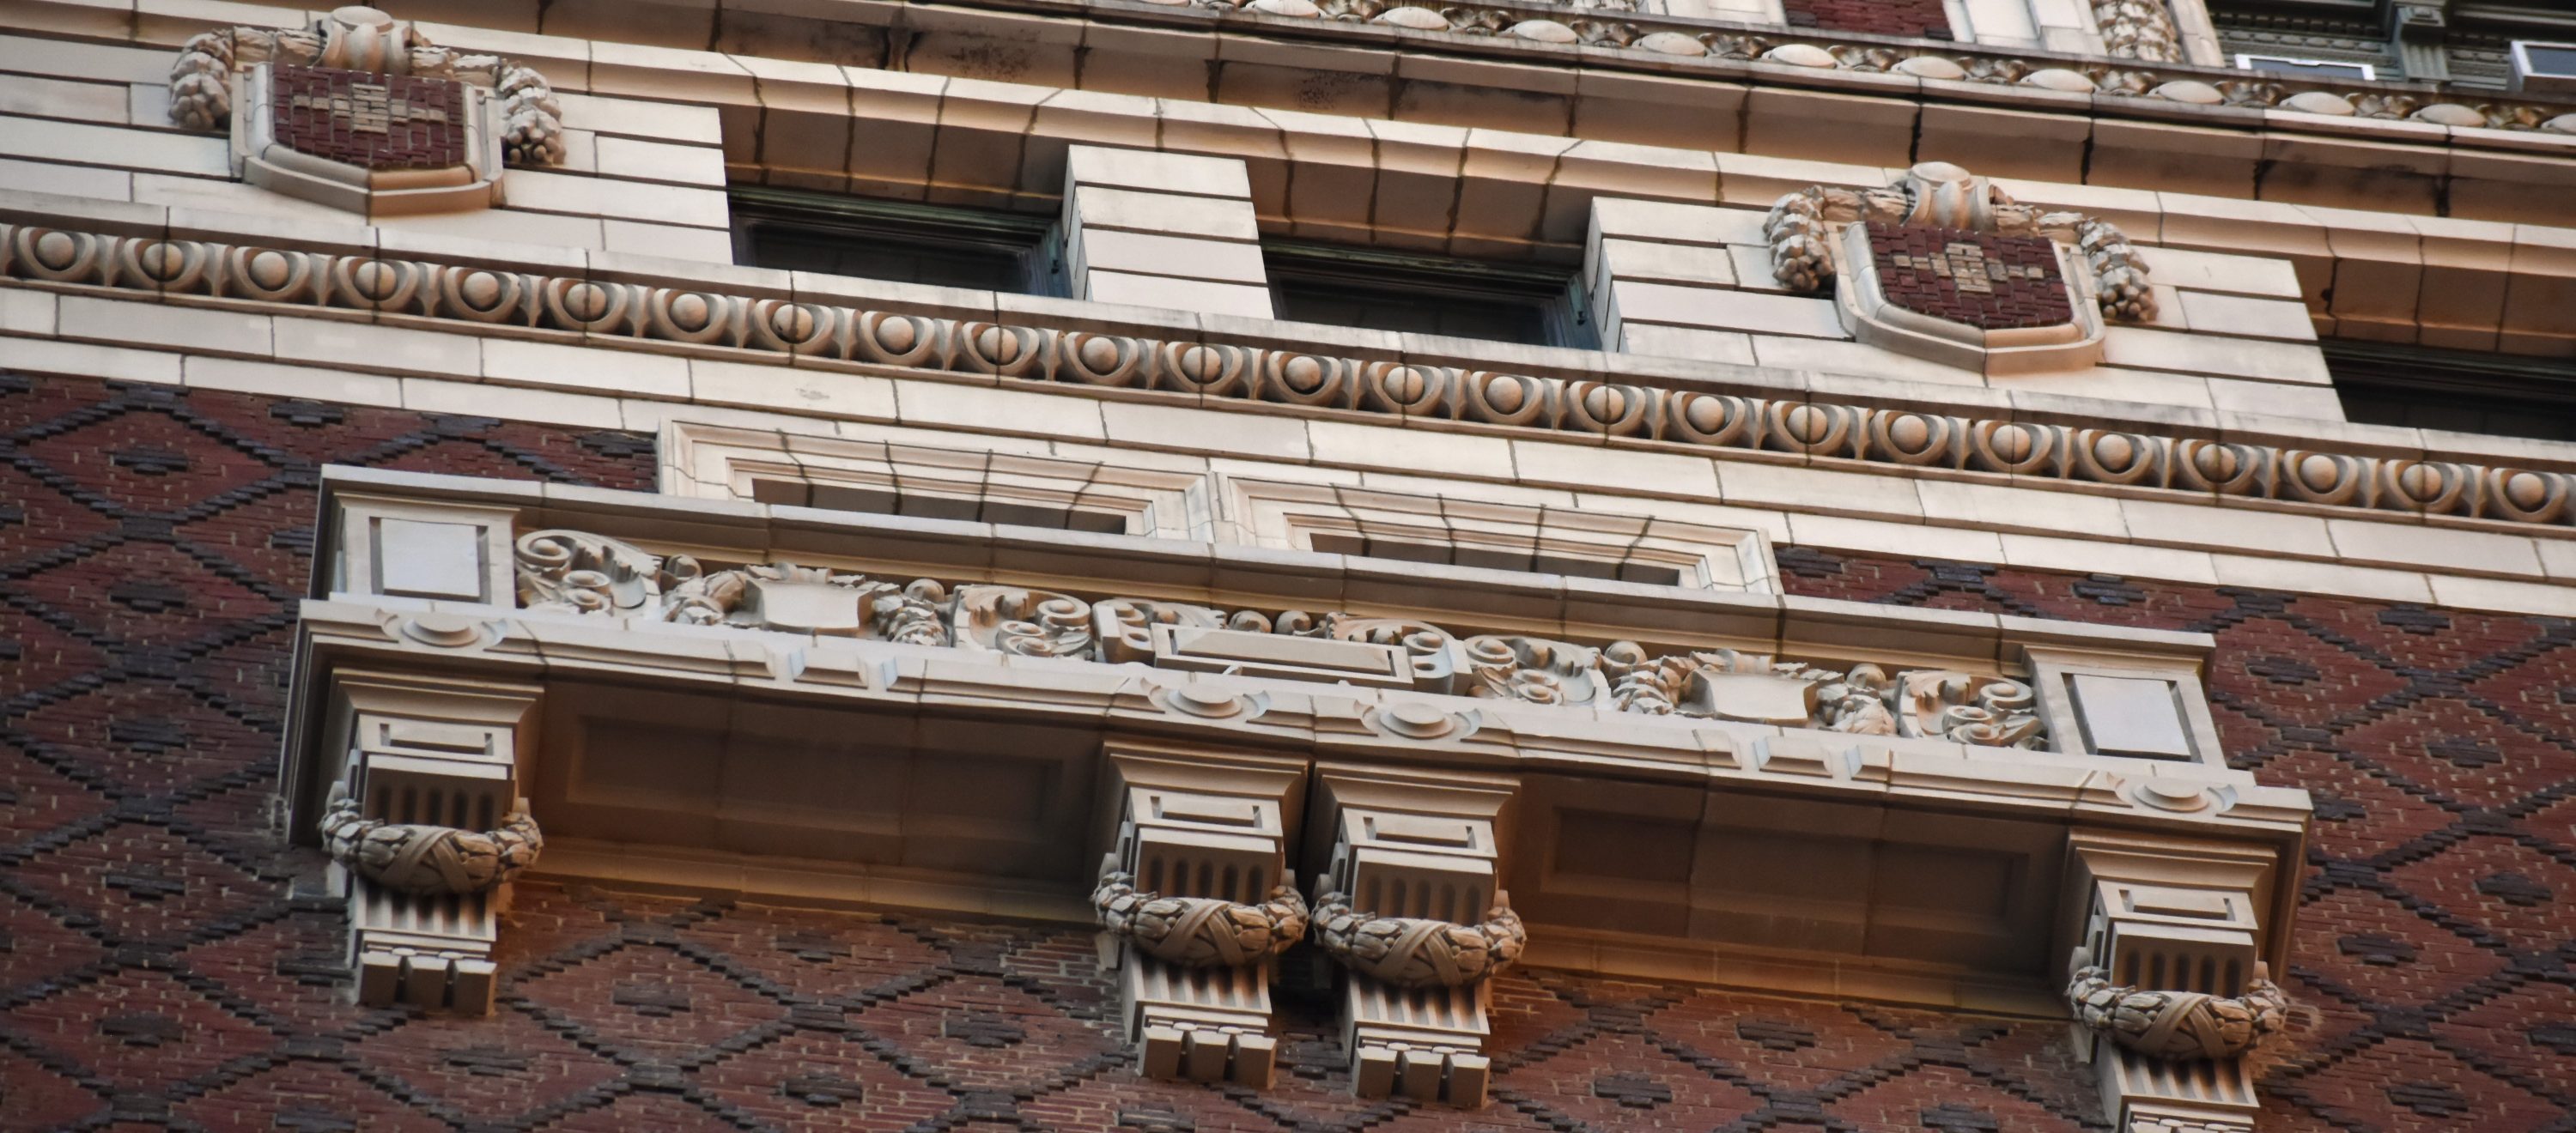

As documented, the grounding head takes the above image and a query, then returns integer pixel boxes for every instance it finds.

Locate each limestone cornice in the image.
[9,203,2576,541]
[52,0,2573,150]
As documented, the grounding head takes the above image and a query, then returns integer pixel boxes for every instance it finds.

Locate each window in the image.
[1264,242,1593,348]
[2234,54,2379,81]
[2329,342,2576,442]
[730,188,1056,294]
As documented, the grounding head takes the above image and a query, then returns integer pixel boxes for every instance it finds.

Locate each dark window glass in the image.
[1265,243,1589,348]
[2330,342,2576,442]
[730,188,1054,293]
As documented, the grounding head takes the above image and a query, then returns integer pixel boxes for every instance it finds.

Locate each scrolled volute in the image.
[2064,949,2289,1061]
[1309,891,1527,989]
[1093,871,1309,967]
[318,787,542,897]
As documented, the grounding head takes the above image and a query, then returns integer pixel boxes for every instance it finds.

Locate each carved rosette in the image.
[1309,892,1528,989]
[1093,871,1310,967]
[318,789,542,896]
[2066,958,2290,1062]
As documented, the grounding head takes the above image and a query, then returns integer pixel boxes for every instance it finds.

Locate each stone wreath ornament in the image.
[2064,947,2291,1061]
[1309,890,1528,989]
[1764,161,2157,323]
[167,4,564,167]
[1092,871,1311,966]
[317,785,544,897]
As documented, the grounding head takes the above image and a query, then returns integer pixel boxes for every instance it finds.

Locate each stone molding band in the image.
[2065,952,2291,1061]
[318,788,544,896]
[1093,872,1311,966]
[6,221,2574,530]
[1212,0,2572,134]
[1309,893,1528,989]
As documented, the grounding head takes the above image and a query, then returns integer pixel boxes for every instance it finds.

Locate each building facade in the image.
[2,0,2573,1129]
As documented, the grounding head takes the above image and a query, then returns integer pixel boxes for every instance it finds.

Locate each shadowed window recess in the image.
[730,187,1058,294]
[2330,341,2576,442]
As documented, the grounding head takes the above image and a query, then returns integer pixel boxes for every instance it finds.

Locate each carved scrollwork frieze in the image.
[318,786,542,897]
[1309,892,1528,989]
[500,534,2055,748]
[1092,871,1309,967]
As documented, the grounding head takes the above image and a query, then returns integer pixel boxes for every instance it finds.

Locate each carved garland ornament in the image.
[508,530,2050,747]
[1093,872,1311,966]
[2065,953,2291,1062]
[317,787,543,896]
[4,222,2568,528]
[1309,893,1528,989]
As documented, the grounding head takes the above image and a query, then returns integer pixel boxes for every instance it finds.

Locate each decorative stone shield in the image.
[237,61,501,215]
[171,6,560,217]
[1766,161,2150,376]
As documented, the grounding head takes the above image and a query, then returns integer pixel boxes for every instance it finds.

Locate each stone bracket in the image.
[1311,765,1519,1107]
[1096,742,1308,1088]
[309,669,541,1015]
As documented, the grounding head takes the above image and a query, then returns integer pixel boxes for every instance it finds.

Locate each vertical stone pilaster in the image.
[1060,146,1273,319]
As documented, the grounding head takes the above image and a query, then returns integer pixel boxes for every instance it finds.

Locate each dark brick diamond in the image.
[107,578,190,613]
[109,717,188,753]
[111,446,190,475]
[1774,545,1844,579]
[105,869,185,901]
[1120,1110,1197,1132]
[2429,737,2502,768]
[2340,934,2418,966]
[274,1108,357,1132]
[775,931,845,962]
[1737,1018,1820,1051]
[2247,656,2321,684]
[1921,1104,2002,1132]
[2379,605,2451,633]
[2387,1082,2470,1117]
[783,1073,865,1106]
[2478,872,2553,906]
[2530,1022,2576,1054]
[1593,1072,1673,1109]
[270,400,346,427]
[275,954,349,985]
[580,431,658,459]
[2312,793,2366,821]
[443,1045,531,1075]
[2072,573,2146,606]
[611,982,690,1016]
[270,525,316,554]
[100,1012,183,1046]
[944,1011,1026,1048]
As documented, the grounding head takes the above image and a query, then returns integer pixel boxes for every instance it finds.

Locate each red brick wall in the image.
[4,373,2572,1131]
[1781,0,1954,40]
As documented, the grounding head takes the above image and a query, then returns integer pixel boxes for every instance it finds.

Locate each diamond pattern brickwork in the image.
[1,372,2572,1131]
